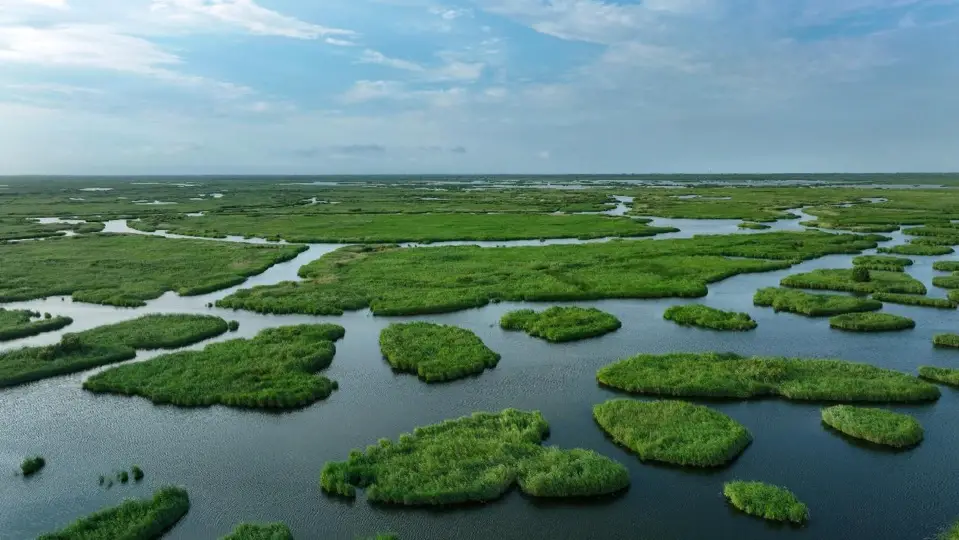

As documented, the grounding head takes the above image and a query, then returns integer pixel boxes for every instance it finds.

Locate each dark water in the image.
[2,221,958,540]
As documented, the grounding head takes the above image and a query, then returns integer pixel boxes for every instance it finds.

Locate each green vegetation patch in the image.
[919,367,959,387]
[0,314,229,388]
[219,231,882,316]
[21,455,45,476]
[0,234,305,307]
[38,486,190,540]
[872,293,956,309]
[829,312,916,332]
[84,324,345,409]
[934,261,959,272]
[934,334,959,348]
[222,522,294,540]
[320,409,629,505]
[754,287,882,317]
[738,222,771,230]
[853,255,912,272]
[593,400,751,467]
[0,217,104,242]
[879,243,955,256]
[0,309,72,342]
[821,405,923,448]
[500,306,622,342]
[379,323,499,382]
[723,481,809,524]
[940,520,959,540]
[663,304,756,331]
[933,275,959,289]
[781,269,927,294]
[597,352,939,403]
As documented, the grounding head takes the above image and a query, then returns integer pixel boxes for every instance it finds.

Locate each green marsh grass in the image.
[754,287,882,317]
[934,334,959,348]
[723,481,808,524]
[593,400,751,467]
[933,275,959,289]
[919,367,959,387]
[821,405,923,448]
[221,522,294,540]
[21,455,45,476]
[500,306,621,342]
[118,471,129,483]
[872,293,956,309]
[829,312,915,332]
[38,486,190,540]
[853,255,912,272]
[663,304,756,331]
[0,309,72,342]
[940,520,959,540]
[879,243,955,256]
[320,409,629,505]
[934,261,959,272]
[781,268,926,294]
[597,352,939,402]
[84,324,345,409]
[738,222,771,230]
[379,323,500,382]
[132,465,144,481]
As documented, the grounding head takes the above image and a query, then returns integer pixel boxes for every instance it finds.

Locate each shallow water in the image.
[2,214,958,540]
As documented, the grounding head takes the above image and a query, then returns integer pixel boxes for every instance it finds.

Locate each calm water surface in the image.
[1,213,957,540]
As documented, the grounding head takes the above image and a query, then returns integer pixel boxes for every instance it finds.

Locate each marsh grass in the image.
[933,275,959,289]
[934,334,959,348]
[320,409,629,505]
[754,288,882,317]
[663,304,756,331]
[0,309,72,342]
[853,255,912,272]
[723,481,808,524]
[597,352,939,402]
[738,222,771,230]
[940,520,959,540]
[919,367,959,387]
[821,405,923,448]
[500,307,621,342]
[593,400,751,467]
[872,293,956,309]
[221,522,294,540]
[21,456,45,476]
[879,244,955,256]
[379,323,500,382]
[132,465,144,481]
[84,324,345,409]
[781,269,926,294]
[933,261,959,272]
[829,312,915,332]
[38,486,190,540]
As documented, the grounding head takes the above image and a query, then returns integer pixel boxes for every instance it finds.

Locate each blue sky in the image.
[1,0,957,174]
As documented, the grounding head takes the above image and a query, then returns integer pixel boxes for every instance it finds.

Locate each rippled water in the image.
[1,211,957,540]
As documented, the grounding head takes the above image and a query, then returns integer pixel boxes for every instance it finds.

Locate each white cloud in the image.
[360,49,425,72]
[339,80,404,103]
[149,0,355,41]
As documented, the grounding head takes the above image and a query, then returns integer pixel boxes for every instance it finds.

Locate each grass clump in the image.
[934,261,959,272]
[379,323,500,382]
[934,334,959,348]
[723,481,808,524]
[940,521,959,540]
[738,222,771,230]
[781,268,926,294]
[933,275,959,289]
[919,367,959,387]
[84,324,345,409]
[221,522,293,540]
[132,465,144,481]
[597,352,939,403]
[21,455,45,476]
[754,287,882,317]
[118,471,129,483]
[38,486,190,540]
[663,304,756,331]
[0,308,72,342]
[879,243,955,256]
[853,255,913,272]
[320,409,629,505]
[0,314,230,388]
[593,400,751,467]
[829,312,915,332]
[821,405,923,448]
[500,306,621,342]
[872,293,956,309]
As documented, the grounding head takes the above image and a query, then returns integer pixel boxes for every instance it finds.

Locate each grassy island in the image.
[597,352,939,403]
[934,334,959,348]
[919,367,959,387]
[754,288,882,317]
[379,323,500,382]
[21,455,45,476]
[500,306,621,342]
[0,314,230,388]
[0,309,73,342]
[738,222,771,230]
[879,244,955,256]
[320,409,629,505]
[872,293,956,309]
[829,312,916,332]
[821,405,923,448]
[934,261,959,272]
[933,275,959,289]
[723,481,809,524]
[940,521,959,540]
[781,269,927,295]
[593,400,752,467]
[663,304,756,331]
[222,522,294,540]
[38,486,190,540]
[84,324,345,409]
[853,255,913,272]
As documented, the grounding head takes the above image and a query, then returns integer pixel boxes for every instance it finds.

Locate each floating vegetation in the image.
[663,304,756,331]
[781,269,926,294]
[871,293,956,309]
[500,306,621,342]
[879,244,955,256]
[84,324,345,409]
[597,352,939,403]
[320,409,629,505]
[221,522,294,540]
[821,405,923,448]
[919,367,959,387]
[853,255,913,272]
[379,323,500,382]
[754,287,882,317]
[738,222,771,230]
[593,400,751,467]
[0,314,230,388]
[21,455,45,476]
[118,471,129,483]
[38,486,190,540]
[0,309,72,342]
[829,313,916,332]
[132,465,144,481]
[723,481,809,524]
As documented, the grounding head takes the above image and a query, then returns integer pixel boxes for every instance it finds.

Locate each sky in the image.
[1,0,958,175]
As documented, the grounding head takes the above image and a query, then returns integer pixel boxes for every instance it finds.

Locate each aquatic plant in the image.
[0,309,73,342]
[38,486,190,540]
[663,304,756,331]
[320,409,629,505]
[879,244,955,256]
[500,306,621,342]
[934,334,959,348]
[853,255,913,272]
[723,481,808,524]
[852,266,871,283]
[227,320,240,332]
[593,400,751,467]
[221,522,294,540]
[933,275,959,289]
[933,261,959,272]
[754,287,882,316]
[919,367,959,387]
[738,222,771,230]
[781,269,926,294]
[84,324,345,410]
[597,352,939,403]
[821,405,923,448]
[21,455,45,476]
[871,293,956,309]
[379,323,500,382]
[939,520,959,540]
[118,471,129,483]
[132,465,144,481]
[828,312,915,332]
